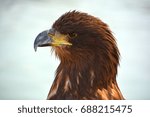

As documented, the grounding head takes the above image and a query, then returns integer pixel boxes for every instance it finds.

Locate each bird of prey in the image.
[34,11,124,100]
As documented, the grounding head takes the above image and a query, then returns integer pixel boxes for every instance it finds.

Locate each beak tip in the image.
[33,30,51,52]
[34,42,38,52]
[34,45,37,52]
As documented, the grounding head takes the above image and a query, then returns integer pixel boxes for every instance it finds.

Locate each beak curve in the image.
[34,29,72,52]
[34,30,53,51]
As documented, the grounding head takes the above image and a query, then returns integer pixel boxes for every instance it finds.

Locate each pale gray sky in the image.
[0,0,150,99]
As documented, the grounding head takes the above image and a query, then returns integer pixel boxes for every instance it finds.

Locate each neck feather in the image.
[47,56,123,99]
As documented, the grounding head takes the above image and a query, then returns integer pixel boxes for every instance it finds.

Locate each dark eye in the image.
[68,33,77,39]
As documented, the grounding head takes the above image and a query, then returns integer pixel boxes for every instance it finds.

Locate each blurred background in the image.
[0,0,150,99]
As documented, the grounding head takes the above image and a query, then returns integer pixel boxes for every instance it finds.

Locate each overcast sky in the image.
[0,0,150,99]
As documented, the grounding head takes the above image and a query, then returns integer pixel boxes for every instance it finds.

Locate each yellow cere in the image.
[48,32,72,46]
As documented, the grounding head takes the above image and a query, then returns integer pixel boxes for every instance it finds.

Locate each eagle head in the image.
[34,11,123,100]
[34,11,119,65]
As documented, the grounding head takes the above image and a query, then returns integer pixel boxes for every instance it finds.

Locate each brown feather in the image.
[47,11,124,100]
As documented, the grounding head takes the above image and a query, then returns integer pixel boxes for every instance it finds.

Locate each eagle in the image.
[34,11,124,100]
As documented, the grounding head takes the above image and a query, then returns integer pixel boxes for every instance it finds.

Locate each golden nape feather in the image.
[34,11,124,100]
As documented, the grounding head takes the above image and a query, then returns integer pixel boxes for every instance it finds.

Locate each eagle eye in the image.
[68,33,77,39]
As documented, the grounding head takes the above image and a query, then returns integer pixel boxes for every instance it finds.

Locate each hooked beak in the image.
[34,29,72,51]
